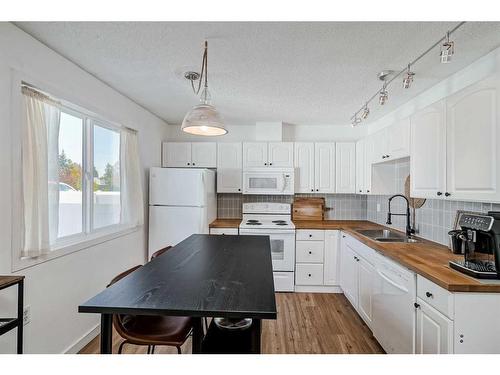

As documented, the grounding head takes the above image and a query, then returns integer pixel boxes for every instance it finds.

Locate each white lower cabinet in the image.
[339,236,359,306]
[295,229,340,290]
[357,256,375,328]
[415,299,454,354]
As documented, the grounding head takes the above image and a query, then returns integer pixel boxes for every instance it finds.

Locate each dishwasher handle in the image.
[377,269,409,293]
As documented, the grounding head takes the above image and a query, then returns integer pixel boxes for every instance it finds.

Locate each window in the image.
[48,108,124,247]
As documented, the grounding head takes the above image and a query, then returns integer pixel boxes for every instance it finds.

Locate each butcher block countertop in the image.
[295,220,500,293]
[209,219,241,228]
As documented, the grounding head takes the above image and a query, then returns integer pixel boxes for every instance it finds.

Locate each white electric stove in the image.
[239,202,295,292]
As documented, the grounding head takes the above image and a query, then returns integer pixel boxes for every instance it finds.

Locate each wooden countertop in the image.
[209,219,241,228]
[295,220,500,293]
[0,275,24,290]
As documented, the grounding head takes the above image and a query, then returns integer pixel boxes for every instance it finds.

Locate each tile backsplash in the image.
[217,158,500,246]
[217,193,367,220]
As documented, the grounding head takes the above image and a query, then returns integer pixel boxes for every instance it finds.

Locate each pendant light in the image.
[181,41,227,136]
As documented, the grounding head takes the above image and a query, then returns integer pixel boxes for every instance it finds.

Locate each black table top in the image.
[79,234,277,319]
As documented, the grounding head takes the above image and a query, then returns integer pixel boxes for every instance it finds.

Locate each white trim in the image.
[63,324,100,354]
[294,285,343,293]
[12,225,141,272]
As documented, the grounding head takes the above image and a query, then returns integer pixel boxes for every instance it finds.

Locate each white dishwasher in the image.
[372,255,416,354]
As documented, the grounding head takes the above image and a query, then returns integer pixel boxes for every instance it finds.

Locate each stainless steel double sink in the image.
[356,229,419,243]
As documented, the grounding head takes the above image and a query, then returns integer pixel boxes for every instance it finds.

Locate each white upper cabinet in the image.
[335,142,356,193]
[388,118,410,160]
[372,128,389,163]
[243,142,293,168]
[364,135,374,194]
[314,142,336,193]
[162,142,216,168]
[294,142,315,193]
[410,100,447,199]
[355,139,365,194]
[191,142,217,168]
[243,142,268,168]
[162,142,192,167]
[268,142,294,167]
[217,142,242,193]
[446,75,500,202]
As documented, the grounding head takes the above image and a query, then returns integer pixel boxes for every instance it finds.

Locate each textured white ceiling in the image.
[14,22,500,125]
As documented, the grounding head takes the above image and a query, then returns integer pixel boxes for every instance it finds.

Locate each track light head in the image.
[440,32,455,63]
[403,65,415,89]
[379,84,388,105]
[361,104,370,119]
[351,116,361,127]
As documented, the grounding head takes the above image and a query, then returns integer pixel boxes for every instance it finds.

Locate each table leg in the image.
[192,317,204,354]
[17,280,24,354]
[250,319,262,354]
[100,314,113,354]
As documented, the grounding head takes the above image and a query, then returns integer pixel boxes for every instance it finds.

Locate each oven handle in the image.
[376,269,408,293]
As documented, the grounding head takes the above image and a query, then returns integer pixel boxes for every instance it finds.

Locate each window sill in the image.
[12,225,142,272]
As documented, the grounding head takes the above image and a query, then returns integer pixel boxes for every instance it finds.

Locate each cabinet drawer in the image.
[296,241,324,263]
[296,264,324,285]
[417,275,454,319]
[296,229,325,241]
[209,228,239,235]
[273,272,295,292]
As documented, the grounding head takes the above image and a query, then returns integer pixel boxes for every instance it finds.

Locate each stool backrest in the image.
[150,245,173,260]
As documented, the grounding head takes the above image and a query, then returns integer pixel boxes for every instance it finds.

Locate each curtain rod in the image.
[21,82,138,134]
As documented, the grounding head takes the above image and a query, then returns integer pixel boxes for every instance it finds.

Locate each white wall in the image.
[167,122,366,142]
[0,23,168,353]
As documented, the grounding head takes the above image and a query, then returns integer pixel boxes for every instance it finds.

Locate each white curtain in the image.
[21,87,61,258]
[120,129,144,227]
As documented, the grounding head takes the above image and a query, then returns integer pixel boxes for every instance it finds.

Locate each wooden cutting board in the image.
[292,197,325,221]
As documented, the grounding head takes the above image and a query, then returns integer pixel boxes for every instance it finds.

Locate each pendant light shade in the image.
[181,103,227,136]
[182,41,227,136]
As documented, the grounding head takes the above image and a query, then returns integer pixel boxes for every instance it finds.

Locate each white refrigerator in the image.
[148,167,217,258]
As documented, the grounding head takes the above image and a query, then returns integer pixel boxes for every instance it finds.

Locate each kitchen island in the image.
[79,234,277,354]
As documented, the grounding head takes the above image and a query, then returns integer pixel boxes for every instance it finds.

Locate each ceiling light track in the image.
[351,21,466,126]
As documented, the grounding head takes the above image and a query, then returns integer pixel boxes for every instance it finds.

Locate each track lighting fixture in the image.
[440,32,455,64]
[349,22,465,123]
[379,84,388,105]
[402,64,415,89]
[361,104,370,119]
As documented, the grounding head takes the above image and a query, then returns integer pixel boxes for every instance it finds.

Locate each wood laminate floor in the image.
[79,293,384,354]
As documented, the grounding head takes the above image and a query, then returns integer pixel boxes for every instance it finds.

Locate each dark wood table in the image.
[79,234,277,354]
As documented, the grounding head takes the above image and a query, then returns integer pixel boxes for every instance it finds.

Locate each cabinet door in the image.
[243,142,268,168]
[416,299,454,354]
[410,100,447,199]
[372,128,388,163]
[364,135,374,194]
[340,234,359,307]
[324,230,340,285]
[355,139,365,194]
[268,142,294,167]
[191,142,216,168]
[162,142,192,167]
[388,118,410,160]
[357,256,375,328]
[335,142,356,193]
[294,142,315,193]
[217,142,242,193]
[314,142,336,193]
[446,75,500,202]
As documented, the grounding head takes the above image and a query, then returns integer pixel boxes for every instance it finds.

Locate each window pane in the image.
[93,124,121,229]
[56,112,83,238]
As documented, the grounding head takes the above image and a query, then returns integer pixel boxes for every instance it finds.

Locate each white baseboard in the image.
[294,285,343,293]
[64,324,100,354]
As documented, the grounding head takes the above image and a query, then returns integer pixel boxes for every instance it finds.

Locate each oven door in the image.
[242,169,294,195]
[239,229,295,272]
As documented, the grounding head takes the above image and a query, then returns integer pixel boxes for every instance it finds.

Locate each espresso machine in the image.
[448,212,500,279]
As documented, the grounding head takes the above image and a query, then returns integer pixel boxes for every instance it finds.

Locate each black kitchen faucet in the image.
[386,194,415,238]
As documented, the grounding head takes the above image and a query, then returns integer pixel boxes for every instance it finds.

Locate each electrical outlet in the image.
[376,203,381,212]
[23,305,31,326]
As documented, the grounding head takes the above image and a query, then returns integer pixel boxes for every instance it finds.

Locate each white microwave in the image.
[242,168,295,195]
